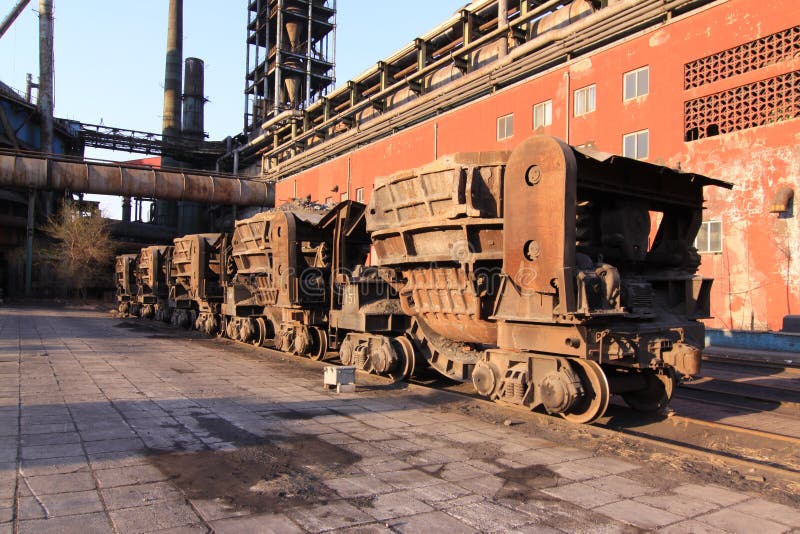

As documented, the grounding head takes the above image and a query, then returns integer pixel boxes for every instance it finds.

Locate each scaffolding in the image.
[244,0,336,131]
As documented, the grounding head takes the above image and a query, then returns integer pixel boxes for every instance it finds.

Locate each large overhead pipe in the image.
[0,0,31,40]
[0,153,275,207]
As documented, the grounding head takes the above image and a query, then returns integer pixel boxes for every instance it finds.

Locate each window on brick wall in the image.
[341,192,349,201]
[623,130,649,160]
[695,220,723,253]
[533,100,552,129]
[497,113,514,140]
[624,66,649,100]
[356,188,364,202]
[574,84,596,116]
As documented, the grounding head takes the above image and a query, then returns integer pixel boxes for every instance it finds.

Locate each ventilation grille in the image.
[684,26,800,90]
[684,71,800,141]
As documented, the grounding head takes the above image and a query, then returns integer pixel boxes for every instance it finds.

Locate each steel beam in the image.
[0,0,31,41]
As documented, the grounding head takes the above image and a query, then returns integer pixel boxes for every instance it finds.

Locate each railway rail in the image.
[400,354,800,485]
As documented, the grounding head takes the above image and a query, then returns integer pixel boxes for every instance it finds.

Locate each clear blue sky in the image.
[0,2,468,217]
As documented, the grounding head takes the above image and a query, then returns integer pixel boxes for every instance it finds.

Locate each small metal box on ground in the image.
[324,366,356,393]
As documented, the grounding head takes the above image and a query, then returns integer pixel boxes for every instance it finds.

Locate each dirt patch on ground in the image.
[113,321,161,332]
[149,417,360,513]
[496,464,560,489]
[270,410,329,421]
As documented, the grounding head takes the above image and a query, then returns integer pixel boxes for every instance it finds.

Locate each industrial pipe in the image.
[0,0,31,40]
[0,153,275,207]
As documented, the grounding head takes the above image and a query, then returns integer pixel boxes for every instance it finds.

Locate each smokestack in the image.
[158,0,183,228]
[38,0,54,153]
[181,57,204,140]
[27,0,53,296]
[178,57,205,235]
[162,0,183,140]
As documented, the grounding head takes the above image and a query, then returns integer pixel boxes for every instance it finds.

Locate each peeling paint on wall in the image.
[680,127,800,330]
[648,29,670,47]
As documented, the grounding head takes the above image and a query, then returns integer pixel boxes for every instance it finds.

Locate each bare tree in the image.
[42,201,114,300]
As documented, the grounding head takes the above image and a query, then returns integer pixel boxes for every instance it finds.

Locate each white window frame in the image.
[356,188,364,202]
[623,129,649,160]
[623,66,650,101]
[497,113,514,141]
[533,100,552,129]
[695,220,723,254]
[574,84,596,117]
[341,191,349,201]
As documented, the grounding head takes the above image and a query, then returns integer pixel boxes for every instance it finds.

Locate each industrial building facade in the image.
[249,0,798,333]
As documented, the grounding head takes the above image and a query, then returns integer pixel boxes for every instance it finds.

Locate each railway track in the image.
[404,356,800,487]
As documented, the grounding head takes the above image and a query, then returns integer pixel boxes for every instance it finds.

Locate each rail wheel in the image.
[339,337,355,366]
[562,359,610,424]
[252,317,268,347]
[391,336,416,381]
[216,315,227,339]
[226,317,238,340]
[472,360,499,398]
[621,368,677,414]
[307,327,328,361]
[292,326,312,356]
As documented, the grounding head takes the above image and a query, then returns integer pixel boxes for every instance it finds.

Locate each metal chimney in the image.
[26,0,54,296]
[182,57,205,140]
[157,0,183,228]
[177,57,205,235]
[162,0,183,140]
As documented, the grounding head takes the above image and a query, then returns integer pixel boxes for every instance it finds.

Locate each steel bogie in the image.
[195,311,220,336]
[340,332,416,381]
[471,350,610,423]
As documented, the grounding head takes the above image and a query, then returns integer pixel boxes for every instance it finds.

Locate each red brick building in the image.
[250,0,799,332]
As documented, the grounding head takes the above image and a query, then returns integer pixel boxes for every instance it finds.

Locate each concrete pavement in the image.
[0,306,798,533]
